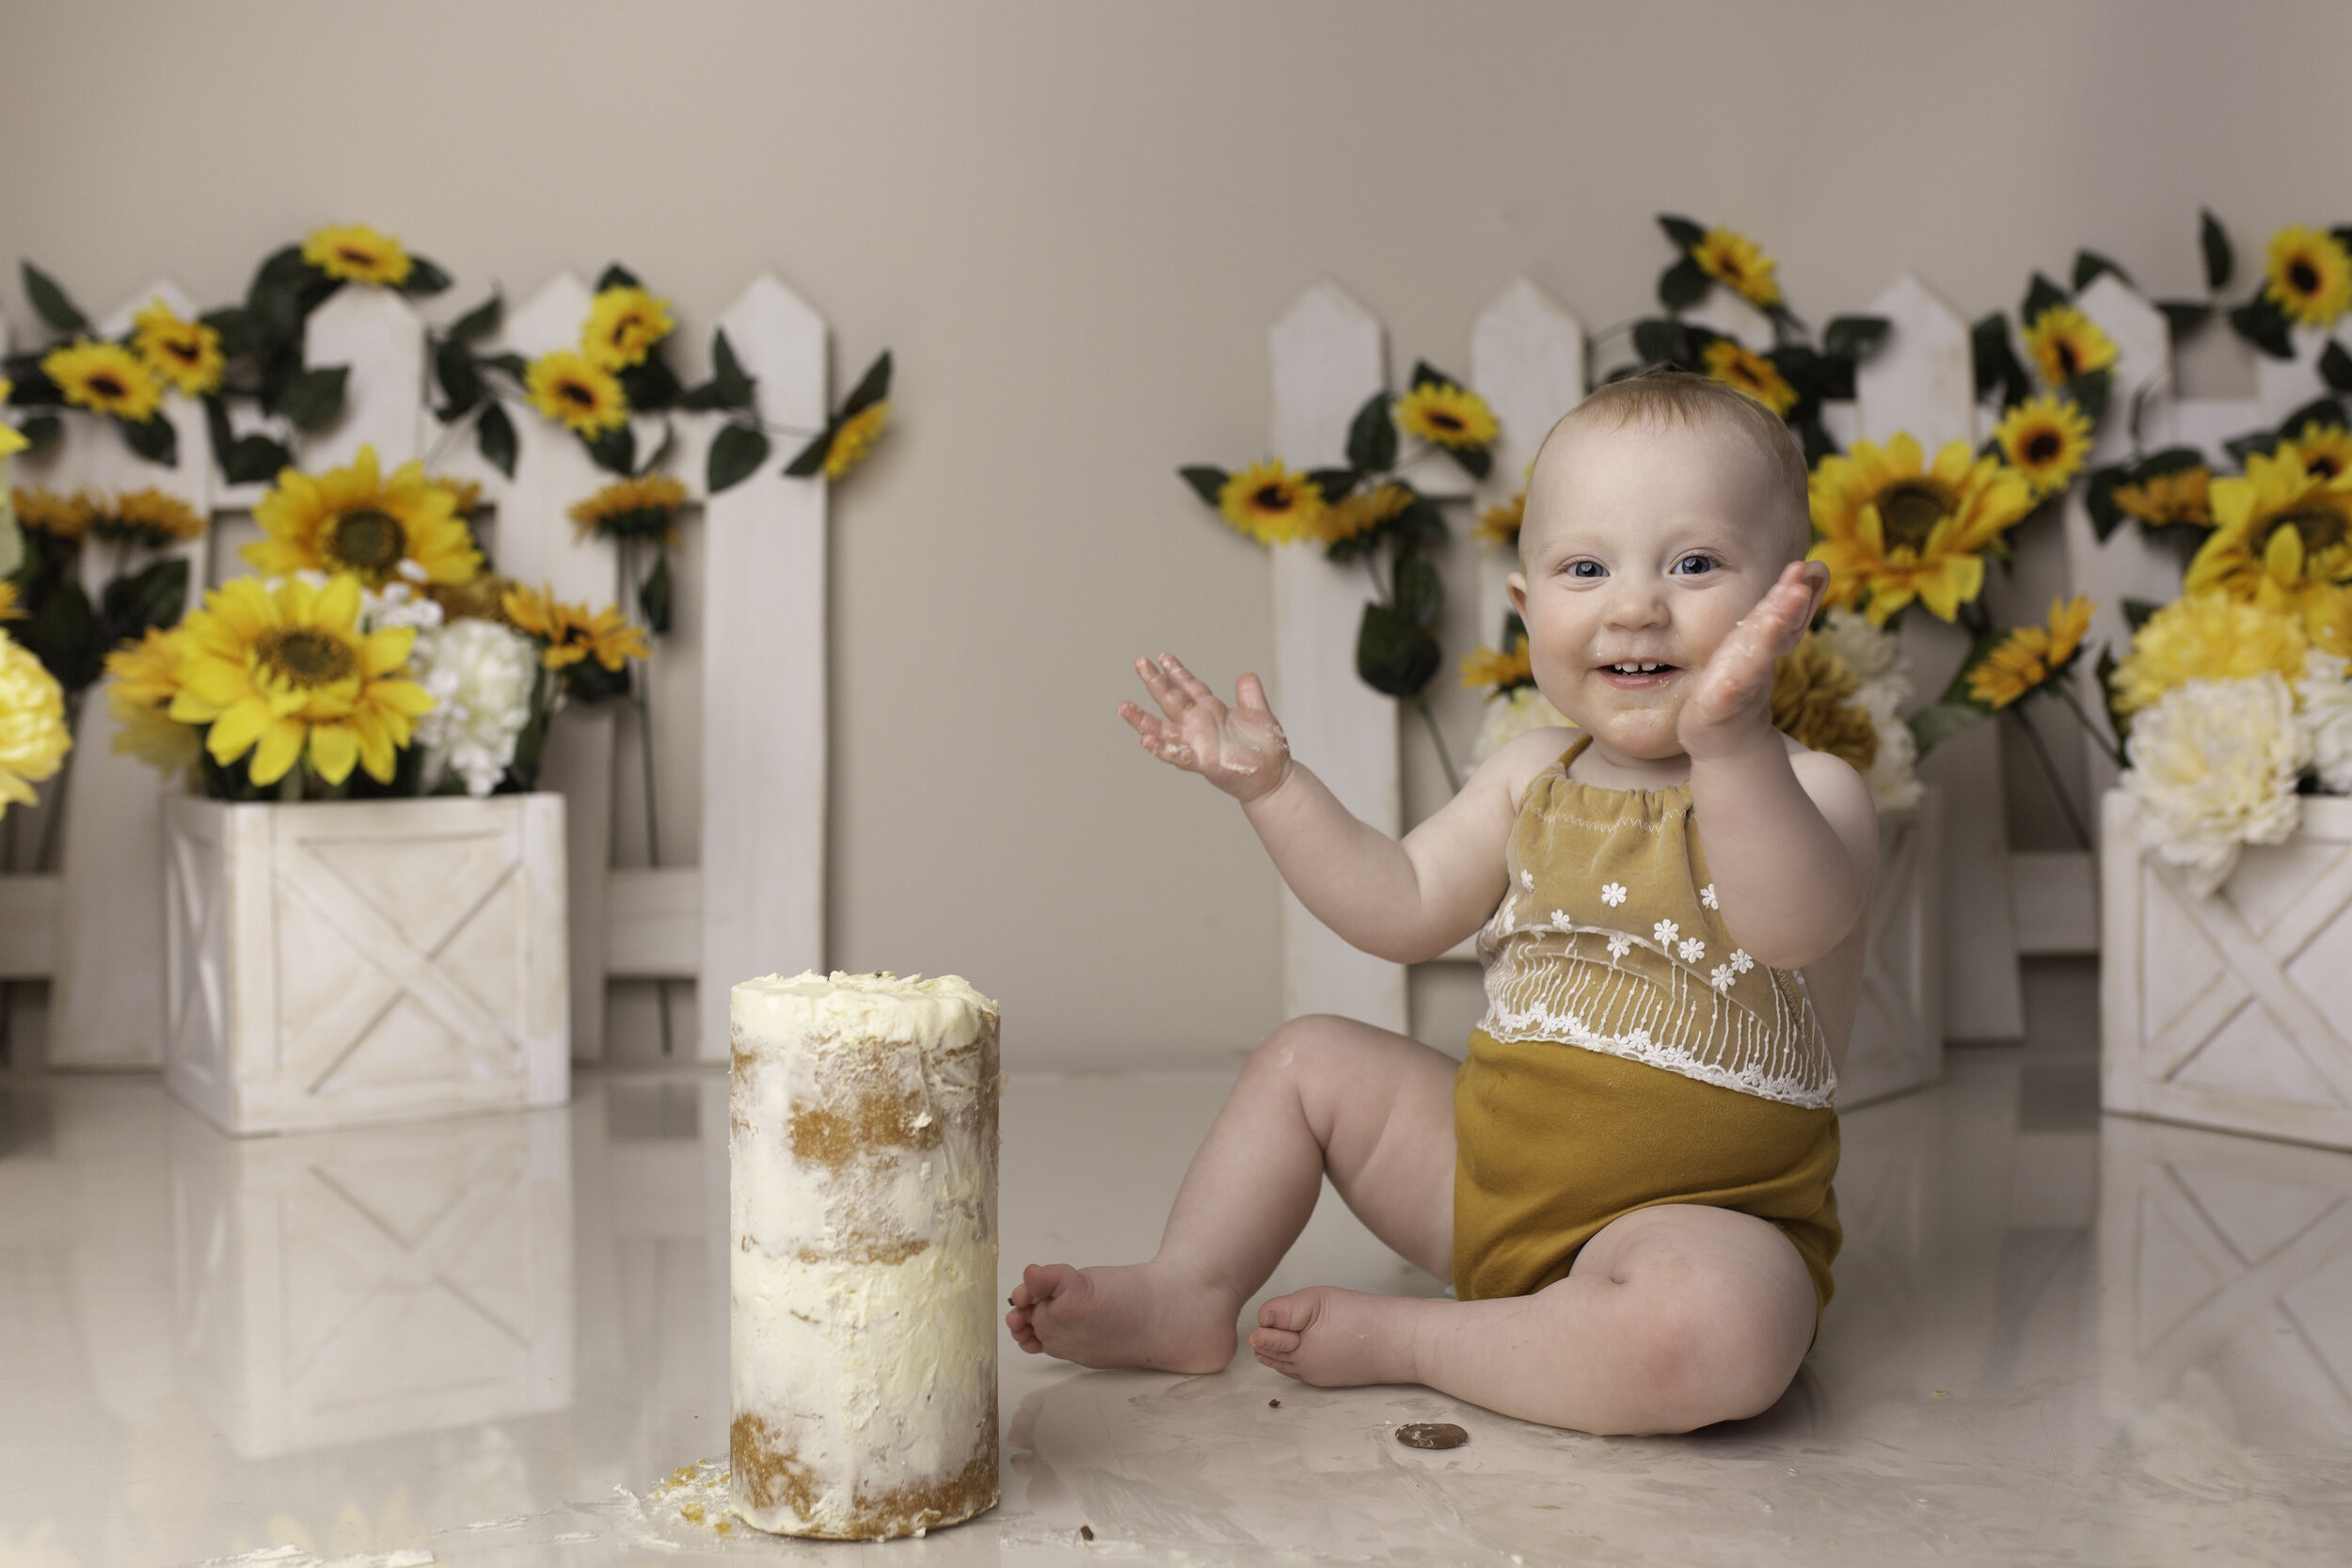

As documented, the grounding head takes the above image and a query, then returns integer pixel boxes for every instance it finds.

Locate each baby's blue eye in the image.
[1672,554,1716,576]
[1566,560,1605,578]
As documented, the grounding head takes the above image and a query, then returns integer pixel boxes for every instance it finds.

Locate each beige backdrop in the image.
[2,0,2340,1068]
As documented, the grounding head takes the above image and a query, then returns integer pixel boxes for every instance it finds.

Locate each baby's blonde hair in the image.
[1534,368,1813,561]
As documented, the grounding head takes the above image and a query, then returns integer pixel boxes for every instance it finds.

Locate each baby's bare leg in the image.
[1007,1013,1458,1373]
[1250,1203,1816,1433]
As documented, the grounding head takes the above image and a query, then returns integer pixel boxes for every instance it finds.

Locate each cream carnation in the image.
[2296,651,2352,795]
[0,632,71,813]
[1813,607,1912,705]
[1473,685,1575,763]
[2123,673,2308,897]
[410,617,538,797]
[1853,680,1923,813]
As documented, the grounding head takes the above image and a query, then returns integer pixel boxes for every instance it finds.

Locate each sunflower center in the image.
[256,627,358,689]
[338,245,375,269]
[89,372,125,400]
[1877,483,1951,551]
[2292,259,2321,295]
[1427,410,1463,432]
[328,507,407,573]
[2025,431,2062,465]
[560,381,596,410]
[2313,455,2344,480]
[2054,341,2080,378]
[2266,508,2348,558]
[1252,483,1292,513]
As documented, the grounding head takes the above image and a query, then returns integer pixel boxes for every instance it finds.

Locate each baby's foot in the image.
[1248,1286,1423,1387]
[1005,1261,1241,1374]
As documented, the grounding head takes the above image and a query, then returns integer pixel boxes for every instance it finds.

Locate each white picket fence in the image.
[0,271,832,1067]
[1263,271,2336,1080]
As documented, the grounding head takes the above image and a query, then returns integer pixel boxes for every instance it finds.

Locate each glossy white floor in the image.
[5,973,2351,1566]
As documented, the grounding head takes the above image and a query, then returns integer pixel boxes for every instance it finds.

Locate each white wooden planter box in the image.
[169,1095,574,1456]
[164,793,569,1135]
[2102,788,2352,1149]
[1838,788,1946,1110]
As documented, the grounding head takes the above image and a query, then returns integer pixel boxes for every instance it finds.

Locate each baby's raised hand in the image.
[1677,562,1820,760]
[1119,655,1292,803]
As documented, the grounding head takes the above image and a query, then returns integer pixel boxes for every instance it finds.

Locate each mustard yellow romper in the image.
[1454,735,1842,1313]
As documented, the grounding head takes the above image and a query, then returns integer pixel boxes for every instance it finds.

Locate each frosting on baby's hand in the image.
[1678,563,1817,759]
[1119,655,1293,803]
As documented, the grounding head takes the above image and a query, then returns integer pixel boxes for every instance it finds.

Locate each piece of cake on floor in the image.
[728,970,1002,1540]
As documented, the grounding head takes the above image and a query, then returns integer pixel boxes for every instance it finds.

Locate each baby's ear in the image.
[1505,571,1529,618]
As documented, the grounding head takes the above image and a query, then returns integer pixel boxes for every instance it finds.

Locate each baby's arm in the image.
[1677,563,1878,971]
[1120,655,1531,963]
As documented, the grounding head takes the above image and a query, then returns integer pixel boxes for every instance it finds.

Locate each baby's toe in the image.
[1248,1325,1302,1356]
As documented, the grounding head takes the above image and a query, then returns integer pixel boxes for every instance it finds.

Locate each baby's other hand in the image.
[1119,655,1292,803]
[1678,562,1820,760]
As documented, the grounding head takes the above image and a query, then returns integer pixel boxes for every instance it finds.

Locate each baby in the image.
[1008,372,1876,1435]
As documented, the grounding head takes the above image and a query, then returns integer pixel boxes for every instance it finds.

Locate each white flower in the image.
[1729,948,1755,974]
[409,617,540,798]
[1708,964,1734,992]
[1816,608,1924,812]
[1606,932,1632,958]
[1551,910,1572,929]
[1521,869,1534,891]
[1600,881,1628,907]
[1652,919,1678,946]
[1815,607,1912,701]
[359,579,446,637]
[2296,651,2352,794]
[1677,937,1706,963]
[1698,882,1718,910]
[1474,686,1576,763]
[2123,673,2307,898]
[1625,1027,1652,1050]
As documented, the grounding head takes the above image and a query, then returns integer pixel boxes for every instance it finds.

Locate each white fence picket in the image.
[696,275,828,1061]
[1853,273,2023,1042]
[298,285,429,469]
[2257,324,2344,424]
[1465,279,1582,640]
[1268,281,1406,1032]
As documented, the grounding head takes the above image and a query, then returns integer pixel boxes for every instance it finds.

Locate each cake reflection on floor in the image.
[2,1042,2350,1565]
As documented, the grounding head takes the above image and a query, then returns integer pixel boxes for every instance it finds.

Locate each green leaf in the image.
[11,575,104,696]
[2022,273,2070,323]
[1178,466,1229,507]
[1355,601,1440,698]
[1798,416,1838,466]
[2072,249,2132,293]
[1345,390,1397,473]
[2085,463,2129,542]
[1971,313,2030,406]
[221,434,293,486]
[2097,645,2133,750]
[1657,214,1708,250]
[2200,209,2234,293]
[562,654,632,706]
[584,423,635,476]
[1633,317,1688,367]
[707,420,771,494]
[100,557,190,645]
[1500,609,1527,646]
[1909,700,1992,755]
[1446,442,1493,482]
[1304,466,1358,502]
[476,401,517,479]
[1393,546,1443,627]
[838,350,893,418]
[20,261,87,334]
[639,550,673,635]
[434,340,485,417]
[635,420,675,479]
[1657,255,1708,312]
[596,263,643,293]
[2321,341,2352,394]
[2278,396,2346,440]
[203,305,264,358]
[2230,296,2296,359]
[0,511,21,582]
[711,328,756,408]
[1409,360,1458,390]
[399,254,452,296]
[18,413,59,456]
[1821,315,1890,361]
[449,292,501,341]
[2226,428,2281,467]
[478,352,529,382]
[116,414,177,467]
[618,354,682,412]
[2069,368,2111,427]
[783,425,833,478]
[2158,300,2213,339]
[275,365,348,432]
[2122,598,2162,632]
[2136,446,2209,478]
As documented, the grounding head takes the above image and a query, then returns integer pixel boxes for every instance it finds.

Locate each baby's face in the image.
[1508,418,1801,765]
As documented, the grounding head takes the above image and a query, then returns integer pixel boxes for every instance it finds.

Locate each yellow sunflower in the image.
[429,475,485,518]
[1992,395,2093,498]
[168,574,432,786]
[1769,635,1876,773]
[1319,483,1413,546]
[570,473,687,543]
[1691,227,1782,309]
[1474,488,1526,549]
[246,445,483,587]
[130,299,223,397]
[41,340,163,422]
[0,629,71,814]
[1460,636,1534,692]
[2113,466,2213,530]
[824,401,889,480]
[526,351,629,436]
[1700,339,1798,418]
[93,487,208,548]
[0,583,19,621]
[0,378,22,457]
[301,224,413,288]
[103,626,201,777]
[1965,594,2095,709]
[580,286,675,370]
[1395,382,1498,451]
[2021,305,2118,387]
[13,486,94,541]
[2264,225,2352,328]
[1216,461,1326,546]
[2280,421,2352,483]
[2111,592,2307,712]
[427,571,520,628]
[2186,447,2352,630]
[1807,433,2036,625]
[500,583,649,672]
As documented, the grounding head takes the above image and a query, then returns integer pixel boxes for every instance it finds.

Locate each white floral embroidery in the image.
[1729,948,1755,974]
[1551,910,1573,930]
[1521,870,1534,891]
[1606,932,1633,958]
[1677,937,1706,964]
[1652,918,1678,946]
[1600,881,1629,908]
[1700,882,1719,910]
[1709,964,1734,991]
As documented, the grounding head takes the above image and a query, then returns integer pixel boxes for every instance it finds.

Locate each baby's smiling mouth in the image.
[1597,659,1680,689]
